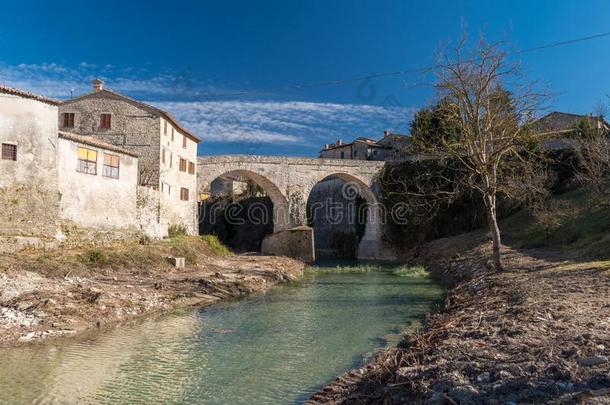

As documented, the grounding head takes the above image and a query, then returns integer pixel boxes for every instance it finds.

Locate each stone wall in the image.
[136,186,169,239]
[59,91,161,188]
[0,93,60,250]
[261,227,315,263]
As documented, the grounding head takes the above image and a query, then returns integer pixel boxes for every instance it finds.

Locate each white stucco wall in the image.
[57,137,139,230]
[0,93,60,241]
[158,118,198,234]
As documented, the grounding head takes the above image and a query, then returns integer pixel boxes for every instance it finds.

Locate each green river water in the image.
[0,264,443,404]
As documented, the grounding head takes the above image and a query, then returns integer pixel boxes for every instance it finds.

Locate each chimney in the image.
[384,130,390,137]
[92,78,104,92]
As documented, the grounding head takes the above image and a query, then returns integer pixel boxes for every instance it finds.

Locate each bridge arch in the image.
[202,169,291,232]
[305,172,384,260]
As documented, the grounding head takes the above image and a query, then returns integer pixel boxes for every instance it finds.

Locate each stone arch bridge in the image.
[197,155,395,261]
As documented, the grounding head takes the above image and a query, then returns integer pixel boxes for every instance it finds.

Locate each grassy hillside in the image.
[502,188,610,258]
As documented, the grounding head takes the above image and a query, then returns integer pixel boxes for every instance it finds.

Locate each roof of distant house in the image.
[61,87,201,143]
[0,83,59,106]
[58,131,139,157]
[320,131,412,153]
[533,111,610,133]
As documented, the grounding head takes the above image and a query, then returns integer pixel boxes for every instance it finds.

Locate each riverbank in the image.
[309,231,610,403]
[0,236,304,347]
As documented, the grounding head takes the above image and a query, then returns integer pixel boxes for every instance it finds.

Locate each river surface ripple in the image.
[0,264,443,404]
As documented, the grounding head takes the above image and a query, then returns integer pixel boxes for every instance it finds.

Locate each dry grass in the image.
[2,236,224,278]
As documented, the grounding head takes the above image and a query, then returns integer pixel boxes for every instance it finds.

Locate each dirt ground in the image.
[309,232,610,404]
[0,237,304,347]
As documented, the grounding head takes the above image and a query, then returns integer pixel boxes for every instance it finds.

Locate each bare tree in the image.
[570,113,610,205]
[139,165,157,187]
[413,35,548,270]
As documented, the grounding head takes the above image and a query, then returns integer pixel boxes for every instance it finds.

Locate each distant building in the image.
[58,79,201,234]
[319,131,411,161]
[534,111,610,150]
[0,84,141,251]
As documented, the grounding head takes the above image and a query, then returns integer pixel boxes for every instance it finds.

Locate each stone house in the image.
[319,131,411,161]
[0,84,143,251]
[533,111,610,150]
[319,137,381,160]
[58,79,201,235]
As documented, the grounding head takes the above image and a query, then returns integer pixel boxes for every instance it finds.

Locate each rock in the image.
[578,355,608,367]
[590,388,610,397]
[448,384,479,403]
[476,372,491,383]
[396,366,423,381]
[555,382,574,391]
[167,257,185,268]
[18,331,37,342]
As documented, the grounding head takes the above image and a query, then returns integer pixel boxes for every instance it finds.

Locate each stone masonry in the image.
[198,155,395,260]
[59,80,200,235]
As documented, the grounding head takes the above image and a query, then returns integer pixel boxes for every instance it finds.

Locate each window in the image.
[164,121,168,135]
[100,114,111,129]
[161,182,171,195]
[171,128,175,141]
[182,135,187,148]
[179,158,187,172]
[1,144,17,161]
[103,153,120,178]
[62,113,75,128]
[180,187,189,201]
[188,161,195,175]
[169,153,173,168]
[77,147,97,174]
[340,151,345,159]
[161,148,166,164]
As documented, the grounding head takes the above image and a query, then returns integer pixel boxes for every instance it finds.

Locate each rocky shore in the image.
[309,232,610,404]
[0,237,304,347]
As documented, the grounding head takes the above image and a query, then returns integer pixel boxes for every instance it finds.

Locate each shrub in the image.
[168,224,188,238]
[201,234,232,256]
[82,249,107,264]
[138,234,151,245]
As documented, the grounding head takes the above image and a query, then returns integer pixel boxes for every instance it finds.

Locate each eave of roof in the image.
[61,89,201,143]
[58,131,139,157]
[0,84,59,106]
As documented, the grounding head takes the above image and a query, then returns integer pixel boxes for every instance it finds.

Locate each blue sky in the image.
[2,0,610,156]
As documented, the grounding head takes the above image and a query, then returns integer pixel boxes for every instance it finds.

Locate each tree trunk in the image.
[484,192,502,271]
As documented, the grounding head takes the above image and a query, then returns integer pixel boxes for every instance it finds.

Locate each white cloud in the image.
[156,100,414,145]
[0,61,415,146]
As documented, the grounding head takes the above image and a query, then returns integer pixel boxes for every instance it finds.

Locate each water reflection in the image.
[0,267,443,404]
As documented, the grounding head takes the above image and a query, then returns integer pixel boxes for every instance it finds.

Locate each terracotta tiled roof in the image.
[61,88,201,143]
[58,131,139,157]
[0,84,59,106]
